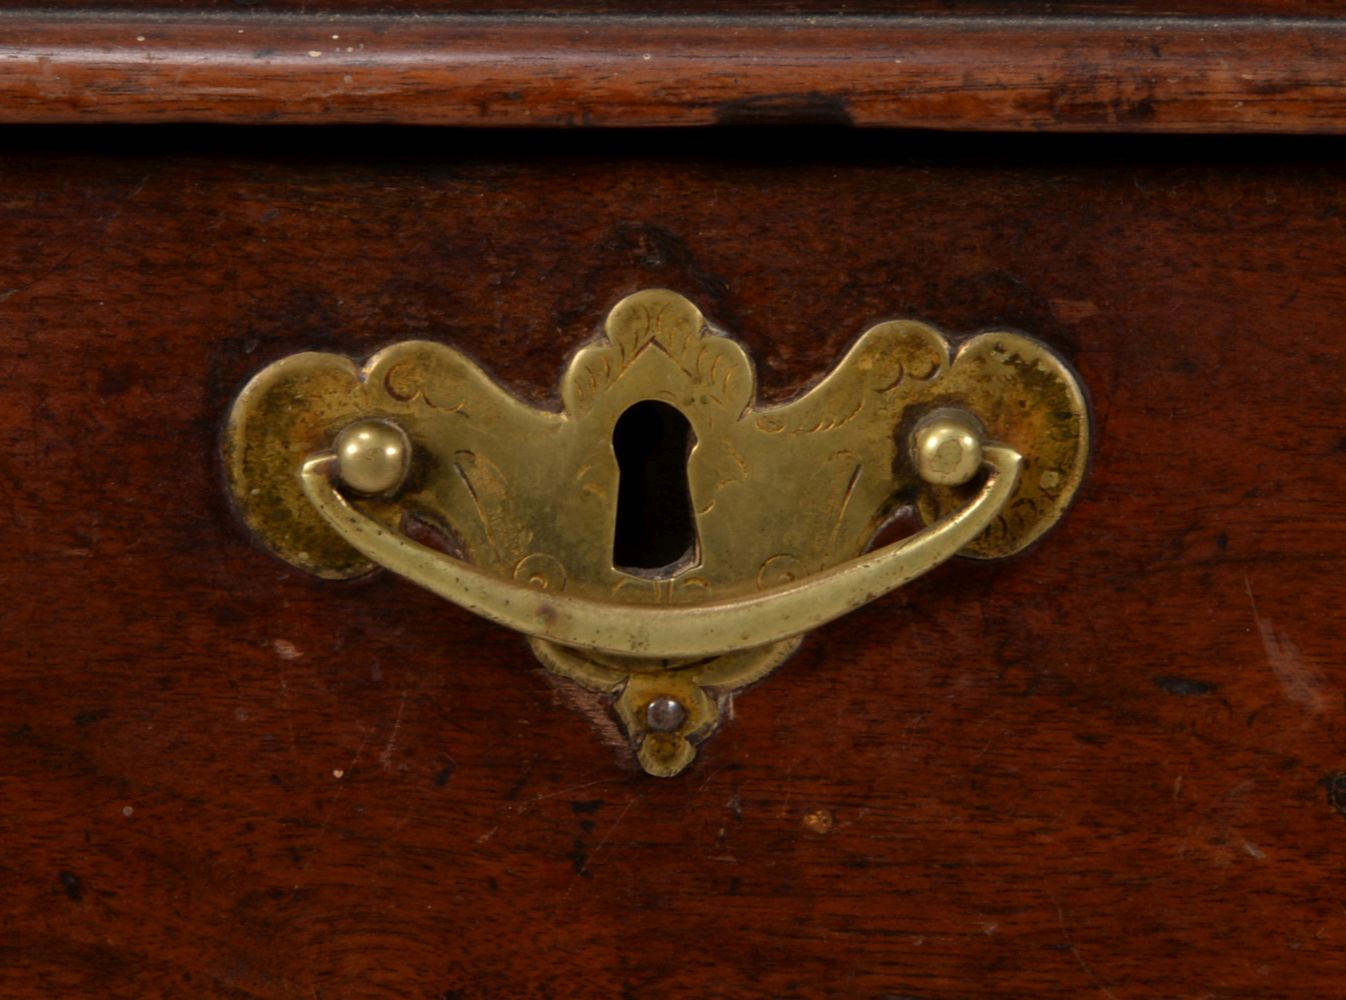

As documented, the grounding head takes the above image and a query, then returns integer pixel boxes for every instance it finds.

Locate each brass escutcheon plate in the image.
[225,289,1089,775]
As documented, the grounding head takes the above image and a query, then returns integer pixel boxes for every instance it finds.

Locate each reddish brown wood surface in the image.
[13,0,1346,13]
[4,13,1346,131]
[4,130,1346,997]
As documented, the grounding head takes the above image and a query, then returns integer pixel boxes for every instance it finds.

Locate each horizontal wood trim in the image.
[14,0,1346,14]
[2,12,1346,130]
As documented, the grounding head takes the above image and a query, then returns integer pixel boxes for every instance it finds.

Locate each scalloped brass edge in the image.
[224,289,1091,777]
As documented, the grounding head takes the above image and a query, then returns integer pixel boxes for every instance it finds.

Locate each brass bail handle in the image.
[224,289,1089,776]
[299,411,1023,660]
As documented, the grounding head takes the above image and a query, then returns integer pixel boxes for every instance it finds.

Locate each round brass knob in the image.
[333,419,411,496]
[913,412,984,486]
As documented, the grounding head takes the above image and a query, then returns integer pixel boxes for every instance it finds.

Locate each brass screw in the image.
[645,696,687,733]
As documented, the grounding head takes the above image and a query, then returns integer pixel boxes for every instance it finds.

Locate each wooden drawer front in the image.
[3,132,1345,998]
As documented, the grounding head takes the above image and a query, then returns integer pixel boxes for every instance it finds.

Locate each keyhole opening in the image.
[611,400,698,576]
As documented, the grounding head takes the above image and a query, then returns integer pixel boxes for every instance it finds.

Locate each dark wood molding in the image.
[3,12,1346,131]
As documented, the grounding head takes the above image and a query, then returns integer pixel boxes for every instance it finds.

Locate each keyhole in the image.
[611,400,698,575]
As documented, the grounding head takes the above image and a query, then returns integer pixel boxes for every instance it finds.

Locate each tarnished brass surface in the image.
[226,289,1090,775]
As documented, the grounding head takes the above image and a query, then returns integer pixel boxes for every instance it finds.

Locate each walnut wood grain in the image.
[4,13,1346,131]
[2,129,1346,997]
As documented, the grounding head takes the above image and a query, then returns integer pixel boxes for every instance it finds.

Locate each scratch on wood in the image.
[1246,576,1331,713]
[379,689,410,769]
[1055,897,1118,1000]
[562,792,641,898]
[276,662,296,758]
[513,776,623,811]
[302,725,372,870]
